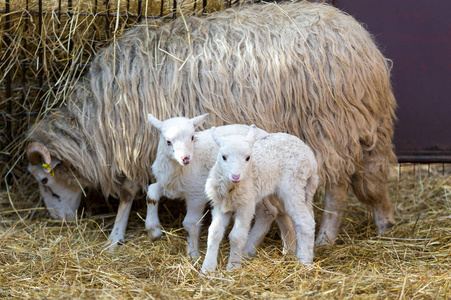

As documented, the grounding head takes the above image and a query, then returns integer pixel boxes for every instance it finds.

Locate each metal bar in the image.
[91,0,98,57]
[3,0,13,185]
[4,0,12,145]
[173,0,177,19]
[58,0,62,28]
[397,155,451,164]
[22,0,29,122]
[38,0,44,103]
[0,112,40,115]
[0,62,91,67]
[0,87,51,91]
[160,0,164,17]
[105,0,110,39]
[0,10,158,19]
[137,0,142,22]
[202,0,207,15]
[67,0,73,56]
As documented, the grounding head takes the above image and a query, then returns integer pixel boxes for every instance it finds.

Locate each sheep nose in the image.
[231,174,240,183]
[182,155,190,165]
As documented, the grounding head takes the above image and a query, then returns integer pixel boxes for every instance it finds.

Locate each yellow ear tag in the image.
[40,163,55,177]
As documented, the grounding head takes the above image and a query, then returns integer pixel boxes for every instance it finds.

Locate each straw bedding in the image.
[1,0,449,298]
[1,164,450,298]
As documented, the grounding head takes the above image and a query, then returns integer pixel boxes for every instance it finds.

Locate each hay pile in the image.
[1,164,450,298]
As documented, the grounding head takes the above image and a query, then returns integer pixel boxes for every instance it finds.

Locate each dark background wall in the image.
[335,0,451,162]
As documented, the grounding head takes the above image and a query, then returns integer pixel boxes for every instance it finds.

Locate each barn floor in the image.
[1,164,450,299]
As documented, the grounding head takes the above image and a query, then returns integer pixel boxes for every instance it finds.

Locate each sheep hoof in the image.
[200,265,217,275]
[146,227,163,241]
[315,232,334,246]
[103,239,124,251]
[242,248,257,259]
[187,250,201,261]
[226,261,241,270]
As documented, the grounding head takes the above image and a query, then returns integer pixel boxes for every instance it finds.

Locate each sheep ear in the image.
[245,125,258,146]
[44,158,61,173]
[210,127,222,147]
[148,113,163,132]
[191,113,209,129]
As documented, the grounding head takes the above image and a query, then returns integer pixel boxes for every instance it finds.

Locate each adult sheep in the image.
[26,1,397,247]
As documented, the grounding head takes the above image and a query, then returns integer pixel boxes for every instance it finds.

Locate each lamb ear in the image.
[148,113,163,132]
[191,113,209,129]
[210,127,222,147]
[245,125,258,146]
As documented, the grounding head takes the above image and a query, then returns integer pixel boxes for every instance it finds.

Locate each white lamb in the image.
[146,114,286,258]
[201,125,319,273]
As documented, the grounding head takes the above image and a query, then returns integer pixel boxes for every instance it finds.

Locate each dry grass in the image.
[1,164,450,299]
[1,1,450,298]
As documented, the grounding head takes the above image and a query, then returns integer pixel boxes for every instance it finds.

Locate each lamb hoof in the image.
[147,227,163,241]
[315,234,333,246]
[298,256,313,265]
[242,248,257,259]
[187,250,201,261]
[200,266,215,275]
[226,261,241,270]
[104,239,124,251]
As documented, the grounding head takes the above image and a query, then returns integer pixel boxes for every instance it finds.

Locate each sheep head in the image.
[212,125,258,184]
[27,142,83,220]
[148,113,209,166]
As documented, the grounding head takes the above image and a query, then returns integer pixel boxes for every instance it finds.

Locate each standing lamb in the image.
[26,2,396,247]
[146,114,293,258]
[201,125,319,273]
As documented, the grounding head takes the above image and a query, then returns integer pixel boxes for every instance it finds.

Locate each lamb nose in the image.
[232,175,240,180]
[182,156,190,164]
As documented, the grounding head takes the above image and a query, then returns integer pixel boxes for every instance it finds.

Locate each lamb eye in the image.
[191,135,194,141]
[40,178,48,185]
[245,156,251,162]
[166,140,172,146]
[222,155,227,161]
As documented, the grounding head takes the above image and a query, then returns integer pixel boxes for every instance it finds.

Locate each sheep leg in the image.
[106,179,139,249]
[201,208,232,274]
[146,183,163,240]
[243,198,277,258]
[315,182,349,246]
[227,203,255,270]
[281,187,315,265]
[183,196,207,259]
[275,212,296,255]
